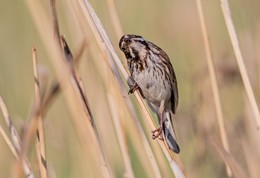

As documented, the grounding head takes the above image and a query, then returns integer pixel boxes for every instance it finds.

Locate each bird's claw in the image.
[151,127,164,141]
[128,84,139,94]
[127,82,146,99]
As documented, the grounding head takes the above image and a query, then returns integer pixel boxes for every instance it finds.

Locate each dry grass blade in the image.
[220,0,260,129]
[0,97,34,178]
[50,0,61,49]
[73,40,87,66]
[125,108,163,178]
[61,36,113,177]
[105,0,123,39]
[121,98,164,178]
[107,94,135,178]
[60,36,93,123]
[0,98,22,154]
[16,65,49,178]
[0,122,18,158]
[196,0,231,176]
[211,140,247,178]
[77,0,185,177]
[25,1,113,177]
[32,47,48,178]
[78,0,128,79]
[40,38,86,113]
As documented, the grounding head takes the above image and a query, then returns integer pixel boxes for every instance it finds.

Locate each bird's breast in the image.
[133,67,171,105]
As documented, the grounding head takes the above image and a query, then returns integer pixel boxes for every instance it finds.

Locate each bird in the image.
[119,34,180,153]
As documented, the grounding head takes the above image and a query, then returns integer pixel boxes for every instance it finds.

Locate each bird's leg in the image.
[152,102,165,140]
[151,112,165,140]
[128,83,139,94]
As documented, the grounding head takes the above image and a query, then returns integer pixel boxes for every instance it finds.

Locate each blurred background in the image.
[0,0,260,177]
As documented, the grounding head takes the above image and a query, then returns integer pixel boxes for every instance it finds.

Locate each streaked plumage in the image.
[119,34,180,153]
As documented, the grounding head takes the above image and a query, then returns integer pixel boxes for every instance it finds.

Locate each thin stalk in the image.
[196,0,231,176]
[32,47,48,178]
[24,1,112,177]
[220,0,260,129]
[0,97,34,178]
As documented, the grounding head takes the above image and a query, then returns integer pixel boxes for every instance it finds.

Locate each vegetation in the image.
[0,0,259,177]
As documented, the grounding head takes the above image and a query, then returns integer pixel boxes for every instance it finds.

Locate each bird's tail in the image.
[163,111,180,153]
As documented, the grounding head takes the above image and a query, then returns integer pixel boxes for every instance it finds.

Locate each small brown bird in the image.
[119,34,180,153]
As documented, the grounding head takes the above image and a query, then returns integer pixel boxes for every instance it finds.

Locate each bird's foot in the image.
[151,127,164,141]
[128,83,139,94]
[128,83,146,99]
[151,109,166,141]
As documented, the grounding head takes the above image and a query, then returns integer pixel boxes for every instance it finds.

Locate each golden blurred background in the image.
[0,0,260,178]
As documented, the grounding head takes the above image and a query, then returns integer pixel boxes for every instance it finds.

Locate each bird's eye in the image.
[121,46,127,52]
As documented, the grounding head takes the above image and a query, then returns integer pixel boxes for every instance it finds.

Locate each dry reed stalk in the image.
[0,98,22,154]
[60,36,93,123]
[0,122,18,158]
[25,1,112,177]
[77,0,185,177]
[15,69,49,178]
[242,140,260,178]
[0,97,34,178]
[124,106,170,178]
[243,96,260,178]
[220,0,260,129]
[123,109,163,178]
[196,0,232,176]
[242,140,259,178]
[61,36,114,177]
[50,0,61,49]
[121,100,167,178]
[211,140,247,178]
[73,40,87,66]
[105,0,123,39]
[32,47,48,178]
[107,94,135,178]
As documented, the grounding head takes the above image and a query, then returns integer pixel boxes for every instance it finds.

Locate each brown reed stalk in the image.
[25,1,112,177]
[32,47,48,178]
[0,123,18,158]
[0,97,34,178]
[9,38,83,178]
[73,40,87,66]
[107,94,135,178]
[14,46,50,178]
[60,36,114,177]
[211,140,247,178]
[196,0,232,176]
[60,36,93,123]
[77,0,185,177]
[105,0,123,39]
[243,95,260,177]
[220,0,260,129]
[50,0,61,49]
